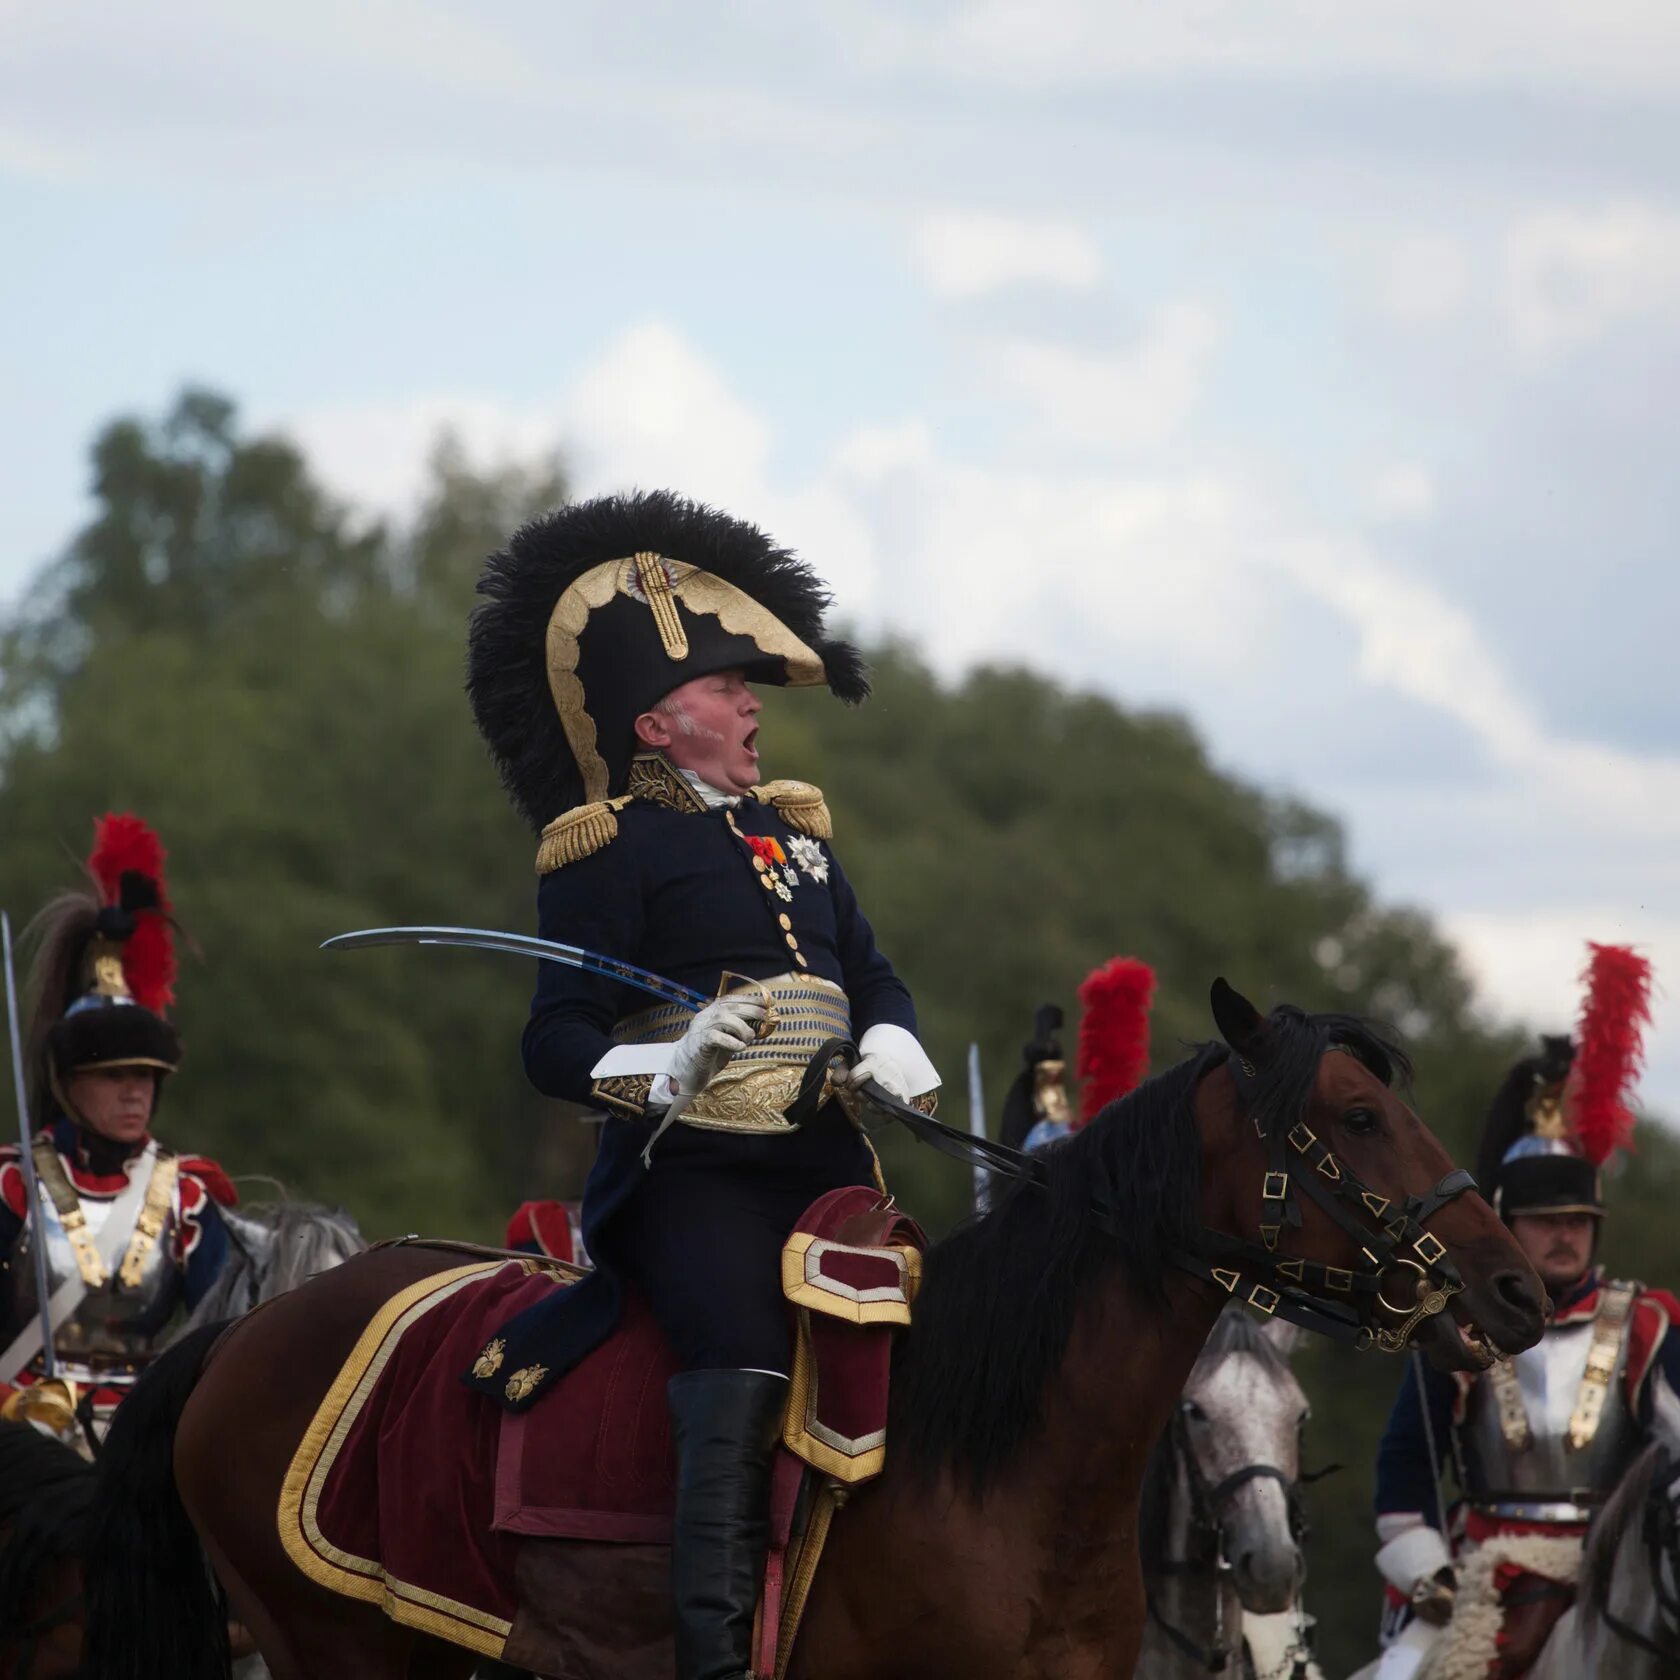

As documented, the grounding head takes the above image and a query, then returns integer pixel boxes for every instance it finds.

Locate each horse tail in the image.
[82,1319,234,1680]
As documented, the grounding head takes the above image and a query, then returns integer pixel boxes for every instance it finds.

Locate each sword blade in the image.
[2,913,56,1379]
[321,926,711,1012]
[967,1041,988,1211]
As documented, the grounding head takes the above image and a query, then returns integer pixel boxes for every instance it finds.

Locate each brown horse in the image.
[0,1200,364,1678]
[83,983,1547,1680]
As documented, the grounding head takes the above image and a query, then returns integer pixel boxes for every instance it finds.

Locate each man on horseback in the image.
[464,491,938,1680]
[0,815,237,1447]
[1371,947,1679,1678]
[998,1004,1073,1153]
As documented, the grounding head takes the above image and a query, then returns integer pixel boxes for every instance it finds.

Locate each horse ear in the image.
[1210,978,1264,1055]
[1259,1316,1305,1358]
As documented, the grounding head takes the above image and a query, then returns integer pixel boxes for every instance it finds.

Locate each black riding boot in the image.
[667,1368,788,1680]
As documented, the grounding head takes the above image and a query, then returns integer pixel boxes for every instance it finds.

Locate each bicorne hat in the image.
[467,491,868,863]
[1475,944,1653,1219]
[26,814,180,1120]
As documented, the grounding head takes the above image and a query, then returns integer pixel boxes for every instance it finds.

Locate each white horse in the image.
[1527,1442,1680,1680]
[1135,1308,1326,1680]
[176,1198,366,1335]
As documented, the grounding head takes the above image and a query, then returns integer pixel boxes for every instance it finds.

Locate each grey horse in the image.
[1526,1442,1680,1680]
[1135,1308,1325,1680]
[176,1199,367,1336]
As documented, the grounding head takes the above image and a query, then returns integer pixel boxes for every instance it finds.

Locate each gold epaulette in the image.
[535,797,633,873]
[752,780,833,839]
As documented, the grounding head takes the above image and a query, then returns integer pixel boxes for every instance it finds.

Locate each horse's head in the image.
[1174,1311,1309,1614]
[1197,979,1545,1371]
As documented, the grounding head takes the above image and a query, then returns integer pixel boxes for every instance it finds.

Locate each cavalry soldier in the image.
[998,959,1154,1153]
[998,1003,1073,1153]
[0,814,237,1445]
[1371,946,1679,1679]
[464,490,939,1680]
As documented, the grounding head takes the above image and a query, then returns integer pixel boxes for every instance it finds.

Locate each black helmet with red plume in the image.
[25,814,180,1122]
[1478,943,1653,1220]
[999,958,1156,1152]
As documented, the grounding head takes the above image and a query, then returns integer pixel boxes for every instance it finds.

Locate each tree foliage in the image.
[2,388,1673,1669]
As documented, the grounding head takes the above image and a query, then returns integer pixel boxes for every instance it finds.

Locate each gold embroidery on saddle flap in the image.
[780,1229,921,1485]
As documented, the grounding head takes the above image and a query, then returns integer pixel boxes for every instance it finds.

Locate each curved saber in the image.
[321,926,711,1013]
[3,913,56,1379]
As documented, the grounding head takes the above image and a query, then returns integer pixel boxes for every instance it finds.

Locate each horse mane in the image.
[891,1005,1405,1494]
[1583,1441,1673,1620]
[0,1418,96,1625]
[174,1199,366,1338]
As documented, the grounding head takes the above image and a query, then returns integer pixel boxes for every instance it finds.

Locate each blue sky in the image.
[3,0,1678,1115]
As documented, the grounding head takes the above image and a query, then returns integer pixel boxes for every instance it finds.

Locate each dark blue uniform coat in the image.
[466,793,918,1409]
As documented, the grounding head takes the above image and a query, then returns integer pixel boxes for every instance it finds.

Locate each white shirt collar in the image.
[680,769,741,810]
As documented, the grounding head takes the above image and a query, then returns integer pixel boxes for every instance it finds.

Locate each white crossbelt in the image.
[0,1141,161,1386]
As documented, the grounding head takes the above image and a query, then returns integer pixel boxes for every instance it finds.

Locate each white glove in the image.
[846,1055,913,1108]
[840,1023,938,1105]
[667,994,767,1096]
[1376,1520,1452,1597]
[842,1051,912,1103]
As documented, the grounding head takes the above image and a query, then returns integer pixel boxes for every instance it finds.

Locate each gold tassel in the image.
[755,780,832,839]
[536,799,629,873]
[633,552,690,661]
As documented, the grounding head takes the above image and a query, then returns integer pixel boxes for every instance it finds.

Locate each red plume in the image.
[87,813,176,1013]
[1571,942,1653,1166]
[1075,957,1156,1125]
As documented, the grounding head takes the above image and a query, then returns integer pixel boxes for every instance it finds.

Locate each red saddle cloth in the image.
[280,1187,922,1667]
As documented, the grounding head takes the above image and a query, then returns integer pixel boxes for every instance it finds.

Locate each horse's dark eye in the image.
[1181,1399,1205,1422]
[1342,1108,1379,1136]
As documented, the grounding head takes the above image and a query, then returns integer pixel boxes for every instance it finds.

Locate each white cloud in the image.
[1504,200,1680,355]
[277,318,1680,1111]
[982,302,1223,451]
[912,210,1102,299]
[879,0,1680,95]
[1369,463,1436,522]
[1446,907,1680,1122]
[279,397,563,518]
[1374,233,1470,327]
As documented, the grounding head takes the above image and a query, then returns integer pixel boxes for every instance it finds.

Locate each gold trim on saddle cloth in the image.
[780,1232,920,1484]
[277,1260,547,1659]
[607,972,852,1134]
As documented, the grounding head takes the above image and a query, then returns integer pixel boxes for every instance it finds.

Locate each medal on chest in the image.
[741,832,798,900]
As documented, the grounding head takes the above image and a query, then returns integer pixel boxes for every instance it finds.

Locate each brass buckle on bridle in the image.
[1373,1257,1460,1353]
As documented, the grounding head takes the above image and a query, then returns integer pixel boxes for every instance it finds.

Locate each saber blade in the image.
[3,913,56,1379]
[321,926,711,1012]
[967,1041,988,1211]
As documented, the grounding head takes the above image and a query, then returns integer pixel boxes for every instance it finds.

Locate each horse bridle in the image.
[1168,1048,1478,1353]
[1146,1405,1332,1675]
[1603,1450,1680,1663]
[806,1037,1477,1354]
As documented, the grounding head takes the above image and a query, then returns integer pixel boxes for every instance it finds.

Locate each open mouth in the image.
[743,726,759,758]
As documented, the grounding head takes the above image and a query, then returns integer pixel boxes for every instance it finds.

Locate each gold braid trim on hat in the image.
[752,780,832,839]
[544,557,829,807]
